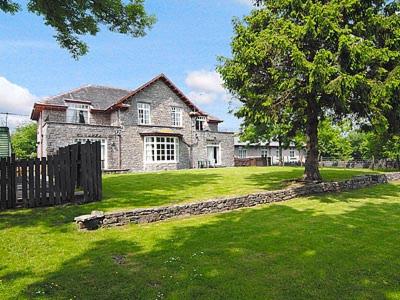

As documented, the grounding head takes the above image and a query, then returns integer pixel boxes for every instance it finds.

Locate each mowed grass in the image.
[101,166,381,210]
[0,167,399,299]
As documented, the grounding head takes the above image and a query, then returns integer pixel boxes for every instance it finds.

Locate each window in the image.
[74,138,107,169]
[261,149,268,157]
[138,102,151,125]
[144,136,179,163]
[238,148,247,158]
[195,116,206,131]
[276,149,280,157]
[171,107,182,127]
[290,148,295,158]
[66,103,90,124]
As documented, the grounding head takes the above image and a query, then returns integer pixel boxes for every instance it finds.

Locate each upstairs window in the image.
[171,107,182,127]
[195,116,206,131]
[138,102,151,125]
[66,103,90,124]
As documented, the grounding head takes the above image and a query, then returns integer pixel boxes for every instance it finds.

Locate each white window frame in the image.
[144,136,179,163]
[66,103,90,124]
[74,138,107,169]
[195,116,206,131]
[207,144,221,166]
[137,102,151,125]
[290,148,296,159]
[238,148,247,159]
[261,149,268,158]
[171,107,183,127]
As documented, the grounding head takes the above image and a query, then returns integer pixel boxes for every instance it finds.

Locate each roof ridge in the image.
[42,84,92,101]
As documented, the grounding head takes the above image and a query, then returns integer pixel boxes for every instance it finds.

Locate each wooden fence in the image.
[0,141,102,210]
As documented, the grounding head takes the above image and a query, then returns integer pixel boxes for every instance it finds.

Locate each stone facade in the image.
[75,172,400,230]
[234,136,306,165]
[33,75,235,171]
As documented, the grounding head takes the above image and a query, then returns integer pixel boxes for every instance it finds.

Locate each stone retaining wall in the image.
[75,172,400,230]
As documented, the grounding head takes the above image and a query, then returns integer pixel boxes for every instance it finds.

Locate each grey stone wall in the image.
[37,80,234,171]
[192,131,235,167]
[75,172,400,230]
[43,122,121,169]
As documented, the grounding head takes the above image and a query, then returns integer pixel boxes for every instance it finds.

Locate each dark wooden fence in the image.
[0,141,102,210]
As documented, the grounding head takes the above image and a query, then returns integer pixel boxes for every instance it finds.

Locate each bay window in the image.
[144,136,179,163]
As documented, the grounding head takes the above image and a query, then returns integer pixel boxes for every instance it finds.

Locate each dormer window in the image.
[138,102,151,125]
[66,103,90,124]
[195,116,206,131]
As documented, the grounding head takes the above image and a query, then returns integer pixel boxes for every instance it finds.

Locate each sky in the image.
[0,0,254,131]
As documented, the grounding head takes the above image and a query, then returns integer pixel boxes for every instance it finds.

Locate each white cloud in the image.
[185,70,231,105]
[185,70,225,94]
[0,76,36,129]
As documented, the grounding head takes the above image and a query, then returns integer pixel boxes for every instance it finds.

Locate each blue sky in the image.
[0,0,253,130]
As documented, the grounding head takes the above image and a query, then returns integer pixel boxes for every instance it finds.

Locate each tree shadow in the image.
[15,183,400,299]
[0,171,222,232]
[245,167,381,191]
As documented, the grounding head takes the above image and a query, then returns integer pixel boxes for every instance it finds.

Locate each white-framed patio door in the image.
[207,145,220,166]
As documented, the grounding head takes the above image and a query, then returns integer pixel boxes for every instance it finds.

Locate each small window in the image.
[238,148,247,159]
[138,102,151,125]
[66,103,90,124]
[276,149,280,157]
[290,148,295,158]
[195,116,206,131]
[261,149,268,157]
[171,107,183,127]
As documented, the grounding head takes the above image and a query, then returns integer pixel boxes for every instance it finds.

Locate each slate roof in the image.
[32,74,224,123]
[42,85,131,110]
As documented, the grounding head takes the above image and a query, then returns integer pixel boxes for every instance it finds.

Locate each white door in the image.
[207,145,220,166]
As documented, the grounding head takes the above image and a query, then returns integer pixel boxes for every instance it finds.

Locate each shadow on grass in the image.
[15,183,400,299]
[245,168,380,191]
[0,168,393,233]
[0,171,222,232]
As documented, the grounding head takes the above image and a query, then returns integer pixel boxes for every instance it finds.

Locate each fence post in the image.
[21,160,28,208]
[0,158,6,210]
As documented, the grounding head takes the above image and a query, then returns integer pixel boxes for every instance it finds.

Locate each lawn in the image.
[1,167,399,299]
[101,166,381,210]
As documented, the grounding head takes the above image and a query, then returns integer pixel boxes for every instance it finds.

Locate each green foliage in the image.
[218,0,400,179]
[11,123,37,159]
[318,118,352,159]
[0,0,156,58]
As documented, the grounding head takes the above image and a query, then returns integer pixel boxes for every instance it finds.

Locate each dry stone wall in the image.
[75,172,400,230]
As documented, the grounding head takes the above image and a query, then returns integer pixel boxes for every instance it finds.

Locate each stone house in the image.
[234,136,306,165]
[31,74,234,171]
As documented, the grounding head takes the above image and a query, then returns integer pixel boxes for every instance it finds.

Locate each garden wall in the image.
[75,172,400,230]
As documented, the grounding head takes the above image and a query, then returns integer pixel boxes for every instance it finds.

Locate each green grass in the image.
[101,166,380,210]
[1,167,399,299]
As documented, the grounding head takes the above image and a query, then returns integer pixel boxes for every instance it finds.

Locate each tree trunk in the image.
[278,137,283,166]
[304,100,322,181]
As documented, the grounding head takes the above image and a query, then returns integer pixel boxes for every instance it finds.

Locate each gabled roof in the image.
[31,74,223,122]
